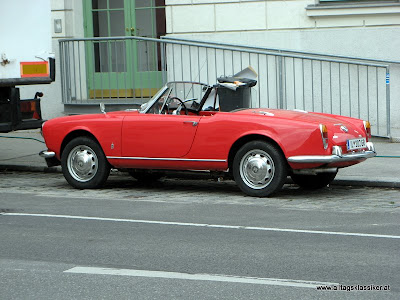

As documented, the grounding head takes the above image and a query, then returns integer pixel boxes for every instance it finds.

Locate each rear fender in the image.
[228,131,287,171]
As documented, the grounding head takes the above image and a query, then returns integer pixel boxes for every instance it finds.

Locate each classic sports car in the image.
[40,81,376,197]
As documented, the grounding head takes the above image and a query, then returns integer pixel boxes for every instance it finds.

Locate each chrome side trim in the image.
[288,142,376,164]
[39,150,56,158]
[107,156,226,163]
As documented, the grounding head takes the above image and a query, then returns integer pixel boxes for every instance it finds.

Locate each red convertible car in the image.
[40,82,376,197]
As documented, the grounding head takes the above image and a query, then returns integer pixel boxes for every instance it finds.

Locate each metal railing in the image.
[60,36,396,137]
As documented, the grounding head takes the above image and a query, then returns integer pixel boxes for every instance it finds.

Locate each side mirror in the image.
[100,103,106,114]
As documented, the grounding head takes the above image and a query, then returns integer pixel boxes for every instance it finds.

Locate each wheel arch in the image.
[60,130,102,158]
[228,134,288,171]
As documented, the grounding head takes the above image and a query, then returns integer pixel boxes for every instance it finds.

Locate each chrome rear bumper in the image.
[288,142,376,164]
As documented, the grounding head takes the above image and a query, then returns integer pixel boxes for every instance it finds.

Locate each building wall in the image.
[165,0,400,138]
[165,0,400,60]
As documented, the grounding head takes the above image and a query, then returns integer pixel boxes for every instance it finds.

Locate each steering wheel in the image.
[168,97,188,115]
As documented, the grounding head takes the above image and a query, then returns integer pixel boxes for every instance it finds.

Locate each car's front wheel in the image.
[291,171,337,190]
[61,137,110,189]
[233,141,287,197]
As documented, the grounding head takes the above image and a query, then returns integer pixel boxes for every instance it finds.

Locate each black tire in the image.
[61,136,110,189]
[233,140,287,197]
[291,171,337,190]
[128,170,164,182]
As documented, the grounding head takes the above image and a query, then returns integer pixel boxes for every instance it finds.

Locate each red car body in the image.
[40,82,376,197]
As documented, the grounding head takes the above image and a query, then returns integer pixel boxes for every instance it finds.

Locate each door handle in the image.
[125,27,135,35]
[183,121,198,126]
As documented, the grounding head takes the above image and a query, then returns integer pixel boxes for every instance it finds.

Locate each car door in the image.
[121,113,202,158]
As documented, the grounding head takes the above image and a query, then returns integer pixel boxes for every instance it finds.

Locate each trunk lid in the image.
[235,109,366,148]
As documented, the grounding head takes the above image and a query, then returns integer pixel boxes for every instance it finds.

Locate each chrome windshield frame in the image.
[139,81,211,114]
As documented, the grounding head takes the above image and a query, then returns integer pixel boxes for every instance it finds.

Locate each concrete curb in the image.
[1,164,399,189]
[285,177,400,189]
[0,165,61,173]
[331,179,400,189]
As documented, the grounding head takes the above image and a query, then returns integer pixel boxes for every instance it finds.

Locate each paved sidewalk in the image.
[1,130,399,188]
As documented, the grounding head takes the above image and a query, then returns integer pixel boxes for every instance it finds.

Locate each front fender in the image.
[42,115,123,161]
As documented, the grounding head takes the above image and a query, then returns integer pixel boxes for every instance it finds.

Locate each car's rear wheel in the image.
[61,137,110,189]
[291,171,337,190]
[233,141,287,197]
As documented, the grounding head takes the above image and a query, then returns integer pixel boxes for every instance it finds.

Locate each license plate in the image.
[346,138,366,151]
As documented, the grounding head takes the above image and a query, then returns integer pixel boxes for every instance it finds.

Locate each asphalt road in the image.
[0,171,399,299]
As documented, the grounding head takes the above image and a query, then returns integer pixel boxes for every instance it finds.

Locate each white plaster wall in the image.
[267,0,315,29]
[171,5,215,32]
[170,26,400,63]
[215,2,267,31]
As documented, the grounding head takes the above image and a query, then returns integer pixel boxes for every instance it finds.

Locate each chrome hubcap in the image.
[240,149,275,189]
[67,145,98,182]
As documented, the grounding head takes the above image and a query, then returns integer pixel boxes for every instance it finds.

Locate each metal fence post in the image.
[65,42,71,104]
[278,55,284,109]
[386,66,391,138]
[59,41,65,103]
[161,42,166,84]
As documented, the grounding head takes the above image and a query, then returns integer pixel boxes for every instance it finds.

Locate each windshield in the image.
[139,85,169,113]
[141,82,210,114]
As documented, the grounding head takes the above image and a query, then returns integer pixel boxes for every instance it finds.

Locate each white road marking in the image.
[3,213,400,239]
[64,266,338,288]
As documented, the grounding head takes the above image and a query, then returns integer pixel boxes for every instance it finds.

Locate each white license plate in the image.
[346,138,366,151]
